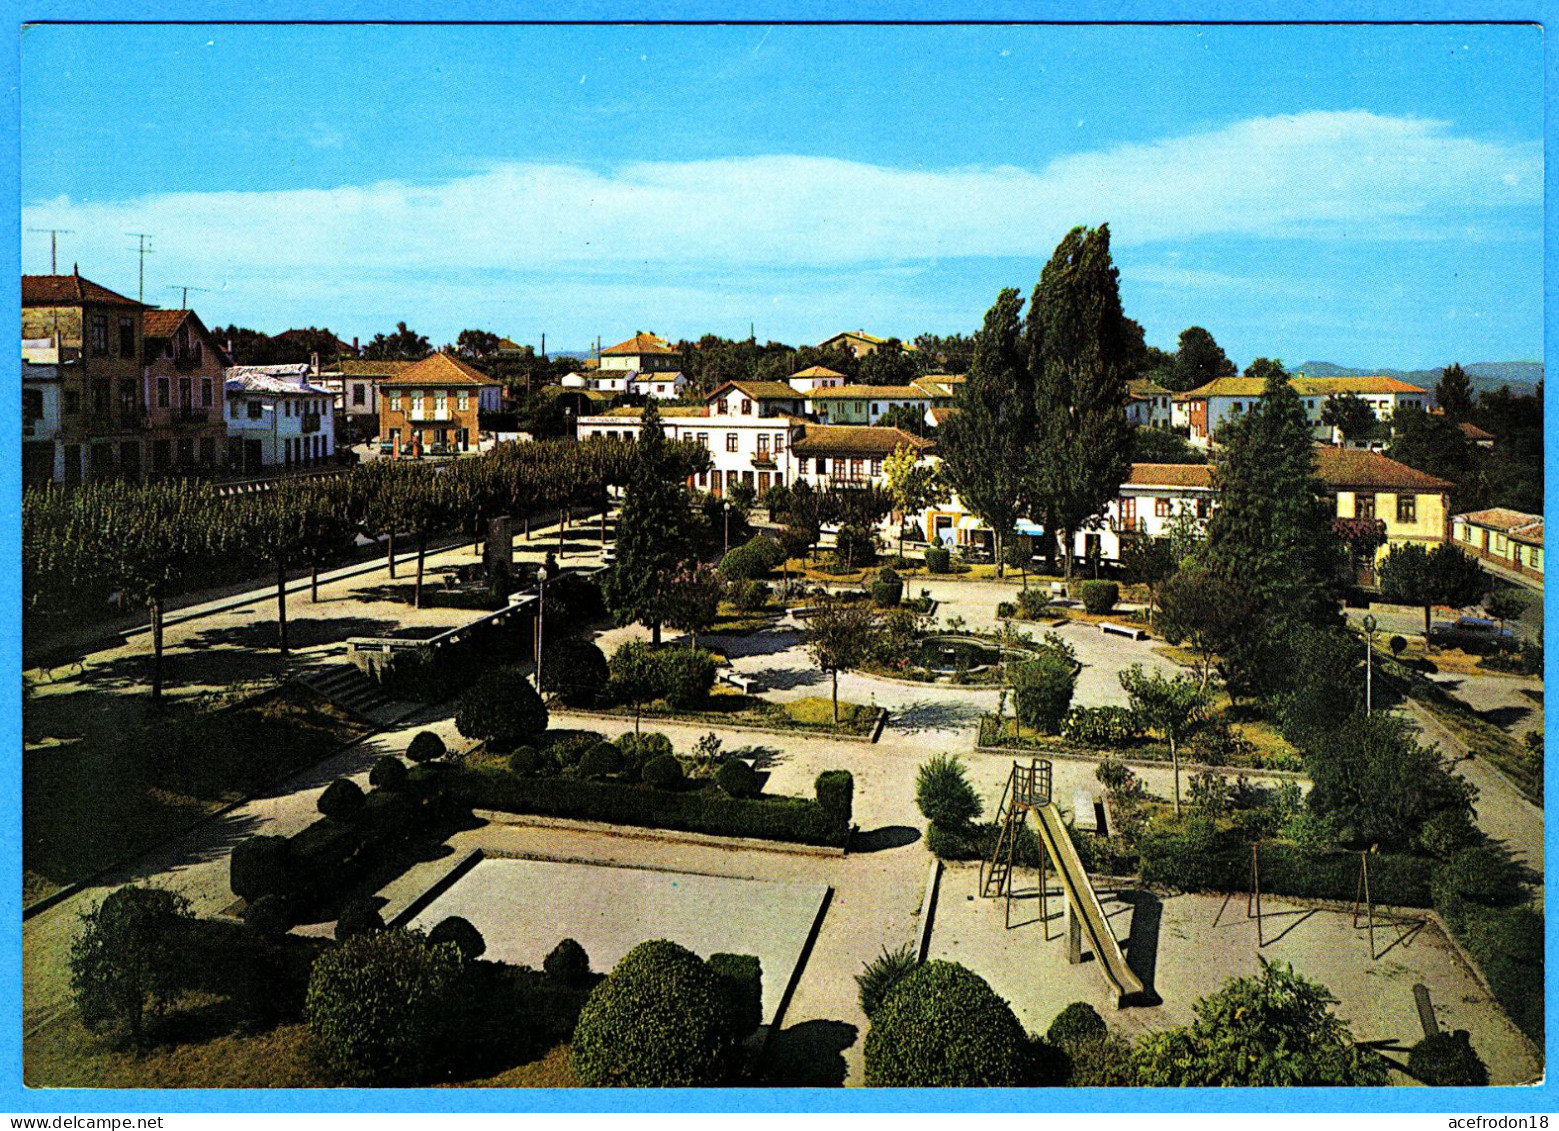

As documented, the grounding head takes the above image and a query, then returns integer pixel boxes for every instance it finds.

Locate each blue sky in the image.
[20,23,1543,368]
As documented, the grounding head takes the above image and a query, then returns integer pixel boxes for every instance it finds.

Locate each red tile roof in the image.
[1173,375,1428,401]
[1124,463,1215,489]
[1458,421,1496,442]
[791,365,845,379]
[22,273,145,308]
[809,384,929,399]
[141,309,190,339]
[377,353,498,388]
[1456,508,1543,536]
[601,332,678,357]
[792,424,935,457]
[1312,447,1453,492]
[708,380,802,402]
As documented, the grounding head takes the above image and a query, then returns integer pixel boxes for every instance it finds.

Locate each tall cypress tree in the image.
[937,288,1033,577]
[1204,369,1342,695]
[1025,225,1135,584]
[1435,362,1474,421]
[603,400,696,643]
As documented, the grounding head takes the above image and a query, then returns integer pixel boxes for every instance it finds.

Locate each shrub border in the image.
[971,736,1308,781]
[554,704,888,744]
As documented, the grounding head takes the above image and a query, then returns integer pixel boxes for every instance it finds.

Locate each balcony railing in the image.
[407,408,451,422]
[750,452,777,469]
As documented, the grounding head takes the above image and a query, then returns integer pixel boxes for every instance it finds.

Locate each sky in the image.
[19,23,1544,369]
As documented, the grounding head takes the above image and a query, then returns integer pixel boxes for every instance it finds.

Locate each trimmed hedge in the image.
[815,770,854,826]
[231,834,292,903]
[863,960,1031,1086]
[454,667,548,751]
[540,636,610,707]
[445,765,850,847]
[1078,580,1118,615]
[718,536,781,581]
[545,938,592,988]
[715,758,759,799]
[924,545,951,574]
[369,756,409,791]
[642,754,685,789]
[317,777,366,821]
[428,916,487,961]
[871,567,903,608]
[406,731,447,764]
[578,742,624,780]
[708,952,763,1039]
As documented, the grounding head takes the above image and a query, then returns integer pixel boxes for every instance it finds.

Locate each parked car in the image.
[1430,616,1516,653]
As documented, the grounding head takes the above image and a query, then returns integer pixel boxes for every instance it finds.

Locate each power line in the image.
[27,228,74,273]
[126,233,154,302]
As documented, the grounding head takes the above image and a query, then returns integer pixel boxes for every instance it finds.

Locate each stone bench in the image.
[1072,791,1099,833]
[1099,621,1148,641]
[721,671,760,694]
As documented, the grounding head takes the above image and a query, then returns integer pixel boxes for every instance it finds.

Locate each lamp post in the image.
[534,559,552,691]
[723,500,730,555]
[1362,613,1377,715]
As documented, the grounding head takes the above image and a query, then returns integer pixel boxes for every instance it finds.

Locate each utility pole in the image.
[127,233,154,302]
[28,228,73,273]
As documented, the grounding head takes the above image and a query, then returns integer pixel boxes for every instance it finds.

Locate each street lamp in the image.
[1362,613,1377,715]
[534,558,553,691]
[722,500,730,555]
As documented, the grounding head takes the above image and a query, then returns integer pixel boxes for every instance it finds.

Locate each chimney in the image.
[352,336,359,355]
[310,351,320,375]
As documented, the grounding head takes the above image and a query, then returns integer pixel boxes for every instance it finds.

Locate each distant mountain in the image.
[1297,360,1541,398]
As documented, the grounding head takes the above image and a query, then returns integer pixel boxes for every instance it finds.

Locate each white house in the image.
[1174,375,1432,448]
[224,364,337,472]
[598,332,682,373]
[805,384,933,426]
[787,365,847,395]
[22,338,65,486]
[1126,379,1174,430]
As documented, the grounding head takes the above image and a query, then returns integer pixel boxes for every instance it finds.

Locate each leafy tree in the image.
[1484,587,1528,637]
[571,939,736,1086]
[662,563,723,651]
[1435,362,1475,421]
[453,329,502,362]
[804,599,877,723]
[362,322,433,361]
[883,443,947,558]
[856,338,918,386]
[603,401,701,644]
[306,927,464,1084]
[938,288,1033,577]
[1243,357,1287,381]
[1153,564,1249,692]
[1119,664,1210,817]
[1131,958,1389,1086]
[915,753,984,829]
[863,961,1031,1086]
[70,885,194,1048]
[911,332,977,376]
[1169,326,1236,393]
[454,667,548,749]
[608,640,660,733]
[1011,650,1079,734]
[1378,542,1489,640]
[1204,367,1342,696]
[1130,425,1207,464]
[1321,393,1379,445]
[876,402,931,437]
[1119,536,1174,624]
[1025,224,1135,585]
[1387,405,1480,511]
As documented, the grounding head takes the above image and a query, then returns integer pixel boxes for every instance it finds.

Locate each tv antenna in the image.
[166,284,212,308]
[28,228,74,273]
[126,233,154,302]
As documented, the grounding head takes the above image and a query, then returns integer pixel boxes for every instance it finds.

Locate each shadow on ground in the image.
[755,1019,859,1086]
[890,699,986,733]
[851,825,921,853]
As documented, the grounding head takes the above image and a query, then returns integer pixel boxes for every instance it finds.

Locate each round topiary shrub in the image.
[1389,635,1408,657]
[243,892,294,937]
[863,960,1030,1086]
[657,648,717,710]
[369,756,408,791]
[642,753,685,790]
[578,741,624,780]
[1078,580,1119,615]
[334,897,385,942]
[714,757,759,799]
[717,537,774,581]
[230,834,292,902]
[306,927,463,1085]
[1409,1030,1489,1086]
[540,636,611,707]
[508,745,544,775]
[924,545,951,574]
[571,939,732,1086]
[871,567,903,608]
[815,770,854,824]
[1046,1001,1108,1051]
[427,915,486,962]
[455,667,549,752]
[406,731,447,764]
[317,777,366,821]
[617,731,673,773]
[544,937,592,988]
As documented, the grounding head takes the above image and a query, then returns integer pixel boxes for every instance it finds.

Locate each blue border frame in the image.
[4,2,1552,1114]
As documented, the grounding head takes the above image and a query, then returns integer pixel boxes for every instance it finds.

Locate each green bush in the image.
[996,601,1018,619]
[69,885,194,1048]
[778,525,814,562]
[444,764,850,848]
[1078,580,1118,615]
[642,753,685,790]
[870,567,903,608]
[1431,846,1527,916]
[1046,1002,1107,1050]
[549,732,598,770]
[231,835,293,902]
[369,756,409,791]
[1061,706,1144,747]
[915,753,983,828]
[571,940,735,1086]
[708,952,763,1039]
[814,770,854,825]
[427,916,486,961]
[727,578,771,611]
[1409,1030,1488,1086]
[578,741,624,780]
[1017,587,1050,619]
[306,928,463,1084]
[242,892,294,937]
[1012,652,1078,734]
[617,731,674,778]
[545,938,592,988]
[540,636,610,707]
[455,668,548,751]
[863,960,1031,1086]
[657,648,717,709]
[317,778,366,821]
[924,545,951,574]
[718,537,777,581]
[833,524,878,569]
[334,897,384,942]
[508,745,544,775]
[406,731,447,764]
[715,757,759,799]
[856,943,918,1020]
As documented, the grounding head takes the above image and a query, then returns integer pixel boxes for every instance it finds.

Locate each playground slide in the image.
[1030,801,1146,1007]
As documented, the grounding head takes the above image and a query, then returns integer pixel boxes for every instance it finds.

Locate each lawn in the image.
[583,688,879,737]
[23,684,369,905]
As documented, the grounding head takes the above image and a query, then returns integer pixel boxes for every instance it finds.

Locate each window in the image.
[22,388,42,422]
[850,458,864,480]
[411,392,424,415]
[120,317,136,358]
[774,432,785,453]
[199,437,216,466]
[1231,401,1243,413]
[179,377,193,413]
[1195,498,1210,519]
[90,315,109,357]
[1355,493,1376,521]
[855,402,864,414]
[726,433,738,453]
[715,397,727,415]
[201,378,213,407]
[457,390,469,411]
[248,401,263,420]
[156,377,171,408]
[353,384,367,406]
[815,457,827,475]
[1119,497,1137,526]
[1397,495,1417,525]
[872,403,881,416]
[1155,497,1171,518]
[696,432,709,449]
[870,458,883,477]
[435,390,448,413]
[388,391,401,410]
[757,435,769,455]
[152,439,171,471]
[742,471,754,487]
[740,398,752,416]
[230,400,238,419]
[697,471,707,487]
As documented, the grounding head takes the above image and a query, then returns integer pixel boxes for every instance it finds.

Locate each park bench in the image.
[720,670,761,694]
[1098,621,1148,641]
